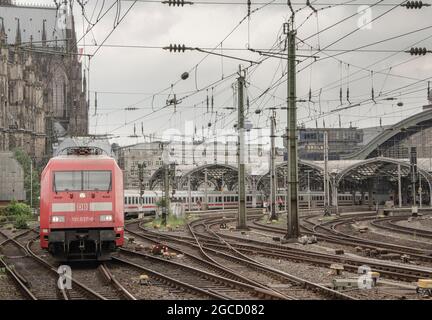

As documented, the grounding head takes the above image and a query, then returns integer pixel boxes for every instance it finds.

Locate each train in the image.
[123,189,370,218]
[39,147,124,261]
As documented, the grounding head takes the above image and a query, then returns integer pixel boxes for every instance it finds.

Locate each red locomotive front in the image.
[39,147,124,261]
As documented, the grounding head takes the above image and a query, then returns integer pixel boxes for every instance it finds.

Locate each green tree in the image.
[156,198,171,216]
[156,198,167,208]
[3,201,32,229]
[5,201,32,217]
[14,215,29,229]
[13,149,40,208]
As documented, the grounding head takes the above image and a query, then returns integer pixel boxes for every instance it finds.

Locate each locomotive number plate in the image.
[71,216,95,223]
[76,203,89,211]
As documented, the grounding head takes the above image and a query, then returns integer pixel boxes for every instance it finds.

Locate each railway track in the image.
[127,216,299,295]
[115,249,286,300]
[126,219,356,300]
[0,228,130,300]
[23,230,137,300]
[185,215,432,284]
[188,219,356,300]
[126,220,297,299]
[66,263,137,300]
[370,217,432,239]
[105,258,206,300]
[250,215,432,263]
[315,216,432,258]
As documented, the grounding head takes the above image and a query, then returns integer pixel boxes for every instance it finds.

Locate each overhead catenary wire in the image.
[83,0,432,144]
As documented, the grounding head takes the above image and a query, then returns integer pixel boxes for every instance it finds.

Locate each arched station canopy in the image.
[148,166,178,190]
[178,163,241,191]
[342,109,432,160]
[335,157,432,187]
[257,160,324,193]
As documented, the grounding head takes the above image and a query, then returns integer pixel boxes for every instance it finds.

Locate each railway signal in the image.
[138,162,146,197]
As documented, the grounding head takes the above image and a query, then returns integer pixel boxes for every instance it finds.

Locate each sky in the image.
[11,0,432,147]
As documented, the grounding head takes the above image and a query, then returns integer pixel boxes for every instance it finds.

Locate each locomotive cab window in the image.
[53,171,112,192]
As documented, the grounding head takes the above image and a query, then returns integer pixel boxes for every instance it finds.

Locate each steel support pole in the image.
[285,24,299,239]
[323,131,330,215]
[204,169,208,210]
[270,111,277,220]
[252,177,257,208]
[222,176,225,210]
[331,176,339,215]
[428,179,432,207]
[237,66,247,230]
[30,159,33,210]
[398,164,402,208]
[411,147,417,216]
[305,170,311,210]
[284,173,287,212]
[188,175,192,211]
[419,175,422,208]
[163,164,169,225]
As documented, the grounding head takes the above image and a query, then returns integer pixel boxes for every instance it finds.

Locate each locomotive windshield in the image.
[53,171,112,192]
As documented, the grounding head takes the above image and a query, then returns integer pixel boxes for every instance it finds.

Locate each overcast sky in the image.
[13,0,432,147]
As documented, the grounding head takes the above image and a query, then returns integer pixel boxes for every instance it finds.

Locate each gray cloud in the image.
[15,1,432,147]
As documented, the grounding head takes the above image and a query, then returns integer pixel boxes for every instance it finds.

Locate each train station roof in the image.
[342,109,432,160]
[147,157,432,191]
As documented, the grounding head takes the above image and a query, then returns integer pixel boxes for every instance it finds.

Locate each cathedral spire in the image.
[0,18,6,45]
[42,19,47,47]
[66,0,78,54]
[83,71,87,93]
[15,18,21,45]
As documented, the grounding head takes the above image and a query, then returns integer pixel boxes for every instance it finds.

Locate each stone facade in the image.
[0,1,88,164]
[0,151,25,203]
[116,142,165,189]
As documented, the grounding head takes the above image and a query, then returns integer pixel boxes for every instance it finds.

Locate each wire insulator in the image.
[403,1,428,9]
[409,47,428,55]
[162,0,194,7]
[165,44,188,52]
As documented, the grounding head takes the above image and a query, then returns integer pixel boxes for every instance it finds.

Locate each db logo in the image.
[77,203,89,211]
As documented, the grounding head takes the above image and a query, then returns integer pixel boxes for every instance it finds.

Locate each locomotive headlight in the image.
[100,214,113,222]
[51,216,65,223]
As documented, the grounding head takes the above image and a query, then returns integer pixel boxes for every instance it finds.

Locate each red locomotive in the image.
[39,147,124,261]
